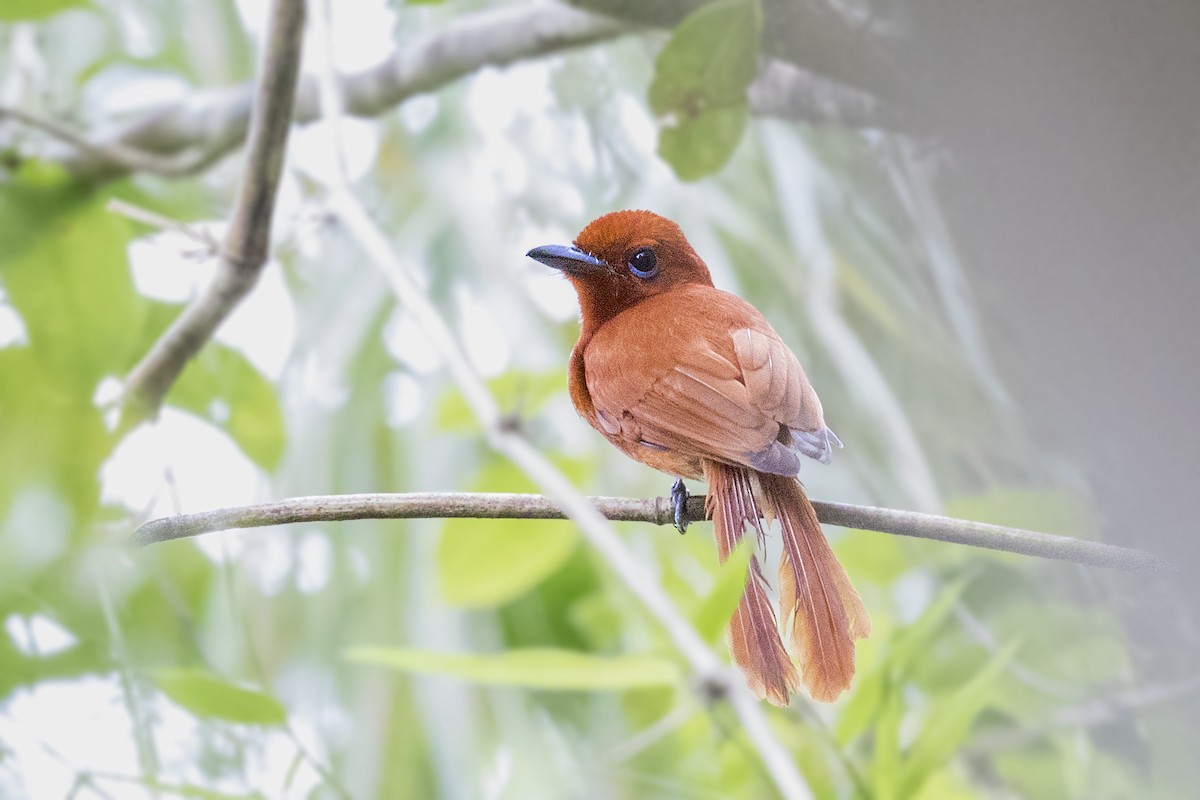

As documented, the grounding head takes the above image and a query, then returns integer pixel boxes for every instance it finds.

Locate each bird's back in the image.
[574,285,831,479]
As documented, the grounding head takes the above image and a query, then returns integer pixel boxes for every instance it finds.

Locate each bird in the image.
[527,210,870,705]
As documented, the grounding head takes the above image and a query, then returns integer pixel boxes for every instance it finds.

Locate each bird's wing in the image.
[729,326,840,467]
[585,305,834,475]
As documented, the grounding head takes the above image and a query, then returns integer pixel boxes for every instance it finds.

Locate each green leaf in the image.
[836,657,887,747]
[648,0,761,116]
[898,642,1017,797]
[658,108,748,182]
[889,577,970,673]
[0,0,88,21]
[833,528,909,586]
[436,458,585,607]
[0,163,144,391]
[690,535,754,643]
[165,343,285,471]
[0,165,144,515]
[836,578,970,746]
[871,679,904,800]
[0,348,111,517]
[438,517,578,607]
[345,646,681,690]
[648,0,761,180]
[150,669,287,726]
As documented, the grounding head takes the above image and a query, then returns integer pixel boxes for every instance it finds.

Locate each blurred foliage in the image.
[0,0,1184,798]
[648,0,760,180]
[345,647,681,690]
[0,0,89,22]
[151,669,288,726]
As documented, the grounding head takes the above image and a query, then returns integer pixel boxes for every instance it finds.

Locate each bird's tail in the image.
[705,461,870,704]
[760,472,870,702]
[705,461,799,706]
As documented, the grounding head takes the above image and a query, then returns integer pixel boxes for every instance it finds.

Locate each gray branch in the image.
[748,59,902,131]
[118,0,306,425]
[133,492,1170,573]
[61,6,625,182]
[4,6,896,183]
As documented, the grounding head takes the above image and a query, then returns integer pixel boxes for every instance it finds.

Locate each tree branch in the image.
[117,0,306,426]
[0,105,212,176]
[4,5,898,184]
[748,59,901,131]
[54,6,624,182]
[132,491,1171,574]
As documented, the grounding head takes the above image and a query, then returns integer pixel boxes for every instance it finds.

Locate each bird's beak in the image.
[526,244,607,274]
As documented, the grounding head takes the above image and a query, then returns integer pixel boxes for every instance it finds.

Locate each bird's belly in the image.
[606,433,705,481]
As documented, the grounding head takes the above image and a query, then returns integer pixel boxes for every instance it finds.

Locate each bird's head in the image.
[527,210,714,330]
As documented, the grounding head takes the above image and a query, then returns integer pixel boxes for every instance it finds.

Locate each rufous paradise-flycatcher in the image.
[527,210,870,704]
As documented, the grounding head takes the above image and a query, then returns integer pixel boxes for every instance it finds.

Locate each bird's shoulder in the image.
[585,285,771,366]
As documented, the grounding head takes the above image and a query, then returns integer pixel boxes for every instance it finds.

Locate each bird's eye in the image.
[628,248,658,279]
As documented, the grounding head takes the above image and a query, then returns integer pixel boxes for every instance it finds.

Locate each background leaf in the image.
[649,0,761,179]
[345,647,681,690]
[437,459,581,607]
[0,0,88,22]
[165,342,286,471]
[899,643,1017,796]
[438,517,579,607]
[150,670,287,726]
[690,534,754,643]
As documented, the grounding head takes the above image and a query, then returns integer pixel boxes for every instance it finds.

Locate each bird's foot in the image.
[671,478,689,534]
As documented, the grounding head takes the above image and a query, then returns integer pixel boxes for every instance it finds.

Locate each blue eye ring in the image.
[628,248,658,279]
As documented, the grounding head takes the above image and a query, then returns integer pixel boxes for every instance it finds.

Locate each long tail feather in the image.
[704,461,799,706]
[760,473,870,702]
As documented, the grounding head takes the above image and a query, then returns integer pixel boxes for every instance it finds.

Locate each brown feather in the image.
[582,288,806,477]
[761,473,870,702]
[705,460,798,706]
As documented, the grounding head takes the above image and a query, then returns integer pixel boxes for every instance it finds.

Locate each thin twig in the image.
[131,491,1171,574]
[747,60,899,130]
[0,104,212,176]
[105,198,220,253]
[118,0,306,426]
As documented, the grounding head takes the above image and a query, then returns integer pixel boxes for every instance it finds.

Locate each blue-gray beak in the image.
[526,244,606,274]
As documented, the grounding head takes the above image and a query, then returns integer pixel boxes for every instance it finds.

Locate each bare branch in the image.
[814,500,1169,572]
[105,198,219,253]
[31,5,901,183]
[118,0,306,425]
[748,60,900,131]
[0,104,214,176]
[132,491,1171,574]
[58,6,625,182]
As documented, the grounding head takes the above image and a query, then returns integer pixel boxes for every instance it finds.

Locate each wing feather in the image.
[583,288,838,475]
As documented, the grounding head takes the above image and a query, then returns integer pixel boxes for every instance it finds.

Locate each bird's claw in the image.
[671,478,689,534]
